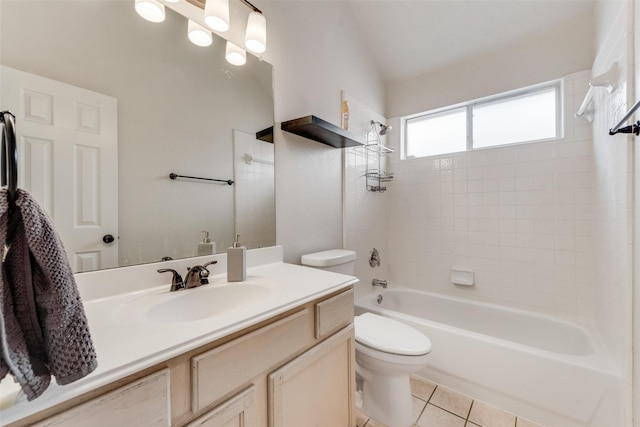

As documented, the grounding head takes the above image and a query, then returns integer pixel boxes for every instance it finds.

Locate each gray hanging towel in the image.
[0,189,97,400]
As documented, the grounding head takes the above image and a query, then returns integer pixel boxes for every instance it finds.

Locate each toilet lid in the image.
[355,313,432,356]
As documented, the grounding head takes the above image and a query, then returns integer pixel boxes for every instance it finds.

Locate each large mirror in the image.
[0,1,275,272]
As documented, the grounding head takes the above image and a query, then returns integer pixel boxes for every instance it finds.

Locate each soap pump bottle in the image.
[198,231,215,256]
[227,234,246,282]
[341,100,349,130]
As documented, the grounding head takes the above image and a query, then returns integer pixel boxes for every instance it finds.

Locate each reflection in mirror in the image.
[0,1,275,272]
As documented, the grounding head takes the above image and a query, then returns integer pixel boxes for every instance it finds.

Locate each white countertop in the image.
[0,246,357,425]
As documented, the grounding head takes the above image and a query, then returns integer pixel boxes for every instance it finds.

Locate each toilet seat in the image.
[355,313,432,356]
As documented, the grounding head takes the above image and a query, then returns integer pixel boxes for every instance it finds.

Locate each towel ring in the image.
[0,111,18,203]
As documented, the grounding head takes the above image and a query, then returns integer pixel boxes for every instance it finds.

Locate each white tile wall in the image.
[589,2,633,420]
[592,76,631,366]
[343,91,391,299]
[593,2,637,426]
[380,71,596,321]
[233,131,276,250]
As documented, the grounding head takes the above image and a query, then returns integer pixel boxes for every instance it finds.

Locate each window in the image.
[406,107,467,158]
[404,81,561,159]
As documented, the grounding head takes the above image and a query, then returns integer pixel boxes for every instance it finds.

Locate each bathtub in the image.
[355,288,623,427]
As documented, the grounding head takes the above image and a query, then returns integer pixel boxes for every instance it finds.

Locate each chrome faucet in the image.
[158,260,218,292]
[157,268,184,291]
[184,261,217,288]
[372,278,387,288]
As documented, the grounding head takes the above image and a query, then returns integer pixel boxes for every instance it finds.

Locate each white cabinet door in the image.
[0,65,118,272]
[268,326,356,427]
[186,385,257,427]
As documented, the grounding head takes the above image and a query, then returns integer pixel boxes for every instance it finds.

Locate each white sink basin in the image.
[115,283,271,323]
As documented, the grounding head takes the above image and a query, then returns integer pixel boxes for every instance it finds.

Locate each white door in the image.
[0,66,118,272]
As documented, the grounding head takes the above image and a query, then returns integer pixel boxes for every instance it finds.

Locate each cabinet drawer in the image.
[315,289,354,339]
[191,309,310,413]
[32,369,170,427]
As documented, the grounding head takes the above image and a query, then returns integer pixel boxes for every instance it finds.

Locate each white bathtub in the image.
[355,288,623,427]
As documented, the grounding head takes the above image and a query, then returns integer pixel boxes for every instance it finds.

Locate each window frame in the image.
[402,79,563,159]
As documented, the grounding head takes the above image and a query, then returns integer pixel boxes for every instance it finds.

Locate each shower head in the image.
[371,120,392,135]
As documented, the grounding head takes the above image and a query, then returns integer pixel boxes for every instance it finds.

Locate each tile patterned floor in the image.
[356,375,544,427]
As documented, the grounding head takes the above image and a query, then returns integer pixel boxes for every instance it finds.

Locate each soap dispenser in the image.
[198,231,216,256]
[341,100,349,130]
[227,234,246,282]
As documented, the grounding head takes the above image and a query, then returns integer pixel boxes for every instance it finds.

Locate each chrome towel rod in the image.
[169,173,234,185]
[609,98,640,136]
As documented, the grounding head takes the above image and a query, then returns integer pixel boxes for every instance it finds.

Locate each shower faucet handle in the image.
[369,248,381,267]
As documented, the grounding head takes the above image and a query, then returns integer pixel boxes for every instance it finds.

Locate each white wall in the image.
[591,1,634,425]
[634,0,640,422]
[385,9,594,118]
[0,2,273,265]
[260,1,385,264]
[233,131,276,250]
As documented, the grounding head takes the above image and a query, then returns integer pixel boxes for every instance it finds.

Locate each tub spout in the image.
[372,278,387,288]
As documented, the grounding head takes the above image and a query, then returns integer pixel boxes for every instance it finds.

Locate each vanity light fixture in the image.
[225,41,246,66]
[204,0,230,32]
[188,19,213,46]
[244,10,266,53]
[135,0,267,65]
[134,0,166,23]
[202,0,267,55]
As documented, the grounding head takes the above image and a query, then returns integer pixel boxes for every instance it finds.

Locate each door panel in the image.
[1,65,118,272]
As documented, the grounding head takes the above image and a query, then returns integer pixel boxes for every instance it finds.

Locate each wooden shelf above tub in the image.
[281,115,364,148]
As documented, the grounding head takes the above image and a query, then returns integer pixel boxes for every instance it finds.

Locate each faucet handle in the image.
[369,248,381,267]
[201,260,217,284]
[158,268,185,292]
[198,267,210,285]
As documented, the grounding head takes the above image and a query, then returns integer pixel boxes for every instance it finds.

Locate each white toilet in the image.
[301,249,432,427]
[354,313,431,427]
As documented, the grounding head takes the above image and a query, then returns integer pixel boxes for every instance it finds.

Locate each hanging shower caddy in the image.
[365,120,394,192]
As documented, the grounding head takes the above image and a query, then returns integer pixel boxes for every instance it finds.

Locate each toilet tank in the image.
[300,249,356,275]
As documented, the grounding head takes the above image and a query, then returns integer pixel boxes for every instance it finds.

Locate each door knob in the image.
[103,234,115,244]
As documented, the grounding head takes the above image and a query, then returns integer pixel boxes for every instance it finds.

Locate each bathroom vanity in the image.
[0,246,357,427]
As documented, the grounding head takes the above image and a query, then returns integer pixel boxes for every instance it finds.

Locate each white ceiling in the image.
[345,0,596,83]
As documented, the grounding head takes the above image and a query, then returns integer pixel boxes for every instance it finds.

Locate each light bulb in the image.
[134,0,165,23]
[204,0,230,32]
[245,11,266,54]
[188,20,213,47]
[225,41,246,66]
